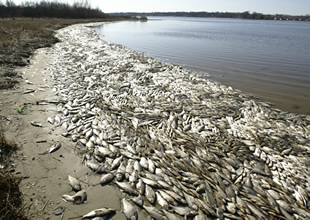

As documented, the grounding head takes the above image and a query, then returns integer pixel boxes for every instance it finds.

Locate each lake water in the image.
[94,17,310,115]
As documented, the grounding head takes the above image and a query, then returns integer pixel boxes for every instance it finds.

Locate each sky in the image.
[8,0,310,15]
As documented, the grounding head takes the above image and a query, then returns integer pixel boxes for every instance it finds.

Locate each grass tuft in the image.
[0,129,27,220]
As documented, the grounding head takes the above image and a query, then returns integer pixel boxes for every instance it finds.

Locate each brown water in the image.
[94,17,310,115]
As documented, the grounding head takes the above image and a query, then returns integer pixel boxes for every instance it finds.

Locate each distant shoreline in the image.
[108,11,310,22]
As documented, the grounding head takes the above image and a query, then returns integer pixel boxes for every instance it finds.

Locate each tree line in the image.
[0,0,108,18]
[110,11,310,22]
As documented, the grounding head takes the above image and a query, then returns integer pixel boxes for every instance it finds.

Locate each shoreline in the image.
[97,18,310,116]
[1,22,310,219]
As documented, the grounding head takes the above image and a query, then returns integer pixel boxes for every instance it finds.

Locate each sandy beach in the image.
[1,22,310,219]
[0,36,129,219]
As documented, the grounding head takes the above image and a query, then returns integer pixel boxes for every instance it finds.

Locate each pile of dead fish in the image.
[46,23,310,219]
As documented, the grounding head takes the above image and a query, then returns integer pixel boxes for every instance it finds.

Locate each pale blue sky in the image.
[9,0,310,15]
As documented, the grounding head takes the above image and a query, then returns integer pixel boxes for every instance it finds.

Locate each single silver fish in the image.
[31,121,43,127]
[122,198,138,220]
[143,205,166,220]
[171,206,196,216]
[82,208,115,219]
[145,184,156,204]
[131,195,144,207]
[163,210,182,220]
[156,191,168,208]
[111,156,123,170]
[62,194,74,202]
[115,181,138,196]
[100,173,114,185]
[136,178,145,194]
[72,190,87,204]
[68,175,81,191]
[49,142,61,153]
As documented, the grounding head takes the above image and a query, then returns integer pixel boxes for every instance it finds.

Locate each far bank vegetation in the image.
[0,0,108,18]
[112,11,310,22]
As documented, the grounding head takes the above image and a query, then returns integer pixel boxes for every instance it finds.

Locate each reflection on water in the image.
[94,17,310,115]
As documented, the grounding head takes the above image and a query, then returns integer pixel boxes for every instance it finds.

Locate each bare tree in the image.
[5,0,15,7]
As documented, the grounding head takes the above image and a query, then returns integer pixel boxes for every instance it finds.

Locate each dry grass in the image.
[0,129,17,163]
[0,129,26,220]
[0,172,26,220]
[0,17,122,89]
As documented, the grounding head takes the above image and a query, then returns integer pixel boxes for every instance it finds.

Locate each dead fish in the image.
[145,184,156,203]
[85,129,93,139]
[159,190,178,205]
[86,141,95,149]
[63,108,69,116]
[156,191,168,208]
[140,177,159,187]
[82,208,115,219]
[294,186,308,206]
[226,202,236,214]
[100,173,114,185]
[145,172,163,181]
[71,134,79,142]
[85,161,108,173]
[148,158,156,173]
[79,138,88,145]
[116,163,126,181]
[23,89,35,94]
[49,142,61,153]
[115,181,138,196]
[195,198,216,216]
[119,150,135,159]
[31,121,43,127]
[131,117,139,129]
[158,180,171,189]
[143,205,166,220]
[131,195,144,207]
[140,157,148,169]
[163,210,182,220]
[279,207,294,220]
[276,200,293,213]
[126,159,135,176]
[236,196,247,213]
[109,144,120,154]
[216,208,224,220]
[68,175,81,191]
[111,156,123,170]
[183,192,198,210]
[193,209,206,220]
[127,144,137,155]
[136,179,145,194]
[72,190,87,204]
[281,148,292,156]
[122,198,138,220]
[129,170,138,184]
[96,146,113,158]
[25,79,33,84]
[170,206,196,216]
[165,190,186,205]
[246,201,267,219]
[54,114,61,124]
[62,190,87,204]
[61,122,69,131]
[62,194,74,202]
[134,160,142,172]
[183,124,191,132]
